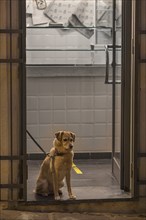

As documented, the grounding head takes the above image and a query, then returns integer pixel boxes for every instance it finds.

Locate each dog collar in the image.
[54,148,66,157]
[55,152,65,156]
[47,151,65,159]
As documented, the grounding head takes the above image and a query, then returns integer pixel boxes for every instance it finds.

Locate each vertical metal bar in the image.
[104,45,110,84]
[19,0,27,201]
[132,0,139,197]
[112,0,116,173]
[95,0,97,44]
[121,0,132,191]
[121,0,125,190]
[0,11,1,197]
[9,0,13,201]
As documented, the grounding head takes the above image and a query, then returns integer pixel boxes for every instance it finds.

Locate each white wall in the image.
[27,70,114,154]
[26,28,112,65]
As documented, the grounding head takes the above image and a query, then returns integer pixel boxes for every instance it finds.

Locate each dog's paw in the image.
[40,193,48,197]
[55,195,61,200]
[58,189,63,195]
[36,193,48,197]
[69,194,76,200]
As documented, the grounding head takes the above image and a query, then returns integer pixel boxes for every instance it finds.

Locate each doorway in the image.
[26,0,130,201]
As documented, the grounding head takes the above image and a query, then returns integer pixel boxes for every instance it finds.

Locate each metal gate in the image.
[0,0,27,201]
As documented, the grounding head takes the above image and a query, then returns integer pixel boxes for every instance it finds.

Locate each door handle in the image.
[104,45,112,84]
[104,44,121,84]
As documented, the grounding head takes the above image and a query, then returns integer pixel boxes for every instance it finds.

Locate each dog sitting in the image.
[35,131,76,200]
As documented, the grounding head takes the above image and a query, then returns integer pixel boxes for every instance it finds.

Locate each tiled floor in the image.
[27,159,130,201]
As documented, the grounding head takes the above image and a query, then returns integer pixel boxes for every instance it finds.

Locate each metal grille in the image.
[0,0,26,201]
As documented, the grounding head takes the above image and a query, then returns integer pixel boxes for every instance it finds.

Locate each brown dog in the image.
[35,131,76,200]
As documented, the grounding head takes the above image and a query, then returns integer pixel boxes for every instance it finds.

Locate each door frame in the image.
[24,0,135,198]
[0,0,136,202]
[109,0,132,192]
[120,0,132,192]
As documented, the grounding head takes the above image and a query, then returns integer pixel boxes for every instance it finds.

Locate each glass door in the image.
[26,0,126,200]
[104,0,122,183]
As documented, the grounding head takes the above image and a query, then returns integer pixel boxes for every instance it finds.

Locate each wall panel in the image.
[0,0,26,201]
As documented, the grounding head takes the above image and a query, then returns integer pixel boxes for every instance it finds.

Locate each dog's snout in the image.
[69,144,73,149]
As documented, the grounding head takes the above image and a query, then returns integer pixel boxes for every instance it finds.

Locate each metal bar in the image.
[120,0,132,191]
[26,26,114,29]
[26,130,46,155]
[138,180,146,185]
[0,29,23,33]
[134,0,141,198]
[0,156,25,160]
[0,184,23,188]
[19,0,27,202]
[9,0,13,201]
[138,153,146,157]
[112,0,116,174]
[140,59,146,63]
[26,64,102,67]
[104,45,110,83]
[95,0,97,45]
[0,59,23,63]
[26,48,105,52]
[140,30,146,34]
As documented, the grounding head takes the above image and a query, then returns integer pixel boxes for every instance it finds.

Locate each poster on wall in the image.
[26,0,121,38]
[26,0,95,38]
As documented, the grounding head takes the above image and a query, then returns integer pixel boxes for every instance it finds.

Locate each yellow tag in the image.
[72,163,83,174]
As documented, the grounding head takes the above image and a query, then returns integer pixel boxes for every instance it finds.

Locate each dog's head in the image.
[55,131,75,151]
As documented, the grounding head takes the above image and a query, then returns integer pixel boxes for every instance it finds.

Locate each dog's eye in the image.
[70,138,73,142]
[63,138,68,142]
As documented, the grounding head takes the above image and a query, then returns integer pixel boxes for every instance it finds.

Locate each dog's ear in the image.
[70,132,75,142]
[55,131,64,141]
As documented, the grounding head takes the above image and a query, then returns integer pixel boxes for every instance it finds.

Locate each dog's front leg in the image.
[66,170,76,200]
[52,172,60,200]
[50,157,60,200]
